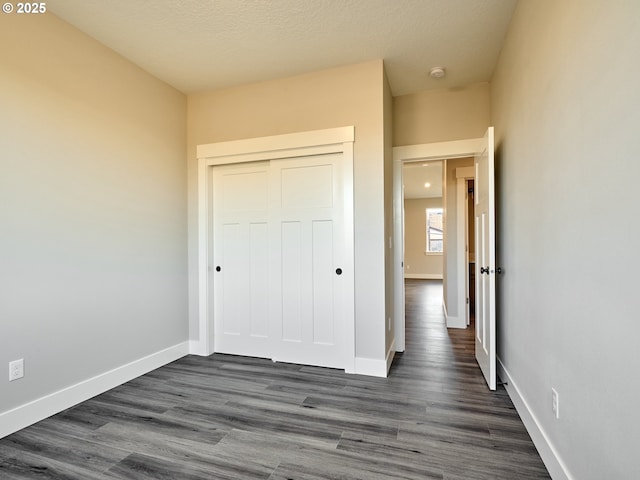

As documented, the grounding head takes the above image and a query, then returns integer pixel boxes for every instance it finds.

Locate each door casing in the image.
[392,137,485,352]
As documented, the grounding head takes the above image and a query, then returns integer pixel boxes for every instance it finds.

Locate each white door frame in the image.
[393,138,484,351]
[195,126,355,373]
[456,166,475,328]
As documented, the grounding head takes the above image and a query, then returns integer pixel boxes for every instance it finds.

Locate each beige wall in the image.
[404,198,443,278]
[383,69,396,354]
[442,158,473,319]
[0,13,187,415]
[187,60,388,361]
[492,1,640,478]
[393,83,490,146]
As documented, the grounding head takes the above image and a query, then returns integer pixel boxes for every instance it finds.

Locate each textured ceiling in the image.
[47,0,517,95]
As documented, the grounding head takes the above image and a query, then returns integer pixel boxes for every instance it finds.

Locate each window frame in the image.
[425,207,443,255]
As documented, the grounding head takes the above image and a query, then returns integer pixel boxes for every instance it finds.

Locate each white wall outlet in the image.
[551,387,559,419]
[9,359,24,381]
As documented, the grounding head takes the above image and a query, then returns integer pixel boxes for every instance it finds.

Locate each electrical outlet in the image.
[9,359,24,381]
[551,388,559,419]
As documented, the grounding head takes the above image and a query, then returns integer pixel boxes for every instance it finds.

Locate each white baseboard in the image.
[0,342,189,439]
[404,273,443,280]
[445,315,466,329]
[354,356,388,378]
[189,340,387,379]
[386,339,396,374]
[443,301,466,329]
[189,340,209,356]
[497,357,572,480]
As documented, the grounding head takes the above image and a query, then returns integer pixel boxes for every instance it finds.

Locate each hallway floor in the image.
[0,279,550,479]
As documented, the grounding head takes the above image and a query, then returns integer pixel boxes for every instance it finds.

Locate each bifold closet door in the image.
[212,153,348,369]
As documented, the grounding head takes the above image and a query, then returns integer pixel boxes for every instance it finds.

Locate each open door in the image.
[475,127,496,390]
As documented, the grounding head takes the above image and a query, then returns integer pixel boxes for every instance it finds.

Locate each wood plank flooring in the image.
[0,280,550,479]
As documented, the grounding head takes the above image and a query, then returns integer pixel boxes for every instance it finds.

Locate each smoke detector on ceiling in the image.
[429,67,446,79]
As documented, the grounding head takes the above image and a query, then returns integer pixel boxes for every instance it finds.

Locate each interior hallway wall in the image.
[393,82,490,146]
[491,1,640,478]
[442,157,473,321]
[383,69,395,356]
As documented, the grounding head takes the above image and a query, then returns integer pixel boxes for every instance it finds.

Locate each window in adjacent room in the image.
[426,208,443,253]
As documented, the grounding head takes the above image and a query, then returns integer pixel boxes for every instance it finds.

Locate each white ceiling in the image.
[403,161,443,199]
[47,0,517,95]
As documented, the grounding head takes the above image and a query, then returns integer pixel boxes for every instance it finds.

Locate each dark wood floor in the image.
[0,280,550,479]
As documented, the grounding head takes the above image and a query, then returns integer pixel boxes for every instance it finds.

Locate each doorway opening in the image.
[393,130,495,389]
[401,159,445,350]
[402,160,444,282]
[392,137,484,353]
[401,157,475,331]
[466,179,476,324]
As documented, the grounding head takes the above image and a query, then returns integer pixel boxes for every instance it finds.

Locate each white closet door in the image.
[213,162,271,359]
[269,153,347,369]
[212,153,349,370]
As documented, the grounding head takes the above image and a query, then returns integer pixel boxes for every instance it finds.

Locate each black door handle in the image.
[336,268,342,275]
[480,266,502,275]
[215,266,221,272]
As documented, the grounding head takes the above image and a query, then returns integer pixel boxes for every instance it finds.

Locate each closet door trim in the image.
[196,126,355,373]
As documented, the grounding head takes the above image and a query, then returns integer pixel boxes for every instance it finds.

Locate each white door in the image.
[269,154,348,369]
[213,162,271,359]
[475,127,496,390]
[213,154,349,369]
